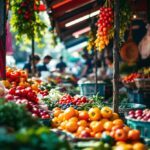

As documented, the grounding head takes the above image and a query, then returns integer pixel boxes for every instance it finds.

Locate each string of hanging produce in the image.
[95,0,131,52]
[10,0,47,44]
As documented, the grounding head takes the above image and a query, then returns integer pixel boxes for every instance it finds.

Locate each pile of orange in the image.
[52,106,140,142]
[114,141,147,150]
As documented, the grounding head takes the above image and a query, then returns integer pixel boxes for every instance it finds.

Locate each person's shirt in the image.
[23,62,32,73]
[56,61,67,72]
[85,59,93,74]
[37,63,49,72]
[106,65,113,78]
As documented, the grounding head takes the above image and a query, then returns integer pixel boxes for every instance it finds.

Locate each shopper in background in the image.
[56,56,67,73]
[23,54,40,75]
[80,54,93,77]
[37,55,52,72]
[104,56,113,79]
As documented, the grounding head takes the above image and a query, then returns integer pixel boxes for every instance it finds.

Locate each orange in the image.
[77,126,86,134]
[110,113,119,120]
[112,125,122,131]
[57,113,64,122]
[123,126,131,133]
[114,129,127,141]
[101,119,109,125]
[60,121,67,130]
[77,120,88,127]
[53,109,63,117]
[90,121,104,133]
[88,107,101,121]
[31,84,39,91]
[75,109,79,117]
[128,129,140,141]
[52,117,60,128]
[103,121,113,131]
[125,144,133,150]
[78,111,89,120]
[64,107,76,120]
[53,107,61,111]
[101,107,113,118]
[113,119,124,128]
[133,142,147,150]
[69,117,78,122]
[66,121,78,132]
[94,132,102,138]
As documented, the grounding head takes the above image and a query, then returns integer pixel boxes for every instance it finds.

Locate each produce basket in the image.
[103,103,146,114]
[126,117,150,146]
[135,78,150,89]
[79,82,105,97]
[103,103,146,120]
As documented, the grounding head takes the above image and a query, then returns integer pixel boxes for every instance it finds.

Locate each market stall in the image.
[0,0,150,149]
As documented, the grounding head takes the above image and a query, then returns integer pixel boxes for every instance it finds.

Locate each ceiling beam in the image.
[52,0,95,18]
[57,7,99,28]
[59,19,91,39]
[55,1,98,21]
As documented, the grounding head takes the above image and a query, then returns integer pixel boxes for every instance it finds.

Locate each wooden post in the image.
[31,37,35,77]
[112,0,120,113]
[95,49,98,94]
[0,0,6,80]
[147,0,150,23]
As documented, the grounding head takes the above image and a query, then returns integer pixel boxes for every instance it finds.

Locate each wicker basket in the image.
[135,78,150,89]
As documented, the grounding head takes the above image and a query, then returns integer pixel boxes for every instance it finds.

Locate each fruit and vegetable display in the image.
[122,73,142,84]
[0,66,149,149]
[0,99,40,130]
[127,109,150,122]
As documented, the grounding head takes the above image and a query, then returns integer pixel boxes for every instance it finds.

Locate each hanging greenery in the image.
[10,0,47,44]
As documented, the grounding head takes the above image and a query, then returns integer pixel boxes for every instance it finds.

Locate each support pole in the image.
[31,37,35,77]
[0,0,6,80]
[95,49,98,94]
[112,0,120,113]
[147,0,150,23]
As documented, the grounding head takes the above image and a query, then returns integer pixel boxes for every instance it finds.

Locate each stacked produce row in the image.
[0,67,149,150]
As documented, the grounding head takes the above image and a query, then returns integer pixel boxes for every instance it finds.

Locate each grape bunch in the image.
[95,7,113,51]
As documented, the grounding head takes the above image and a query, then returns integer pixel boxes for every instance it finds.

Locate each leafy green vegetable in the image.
[0,101,40,130]
[0,127,71,150]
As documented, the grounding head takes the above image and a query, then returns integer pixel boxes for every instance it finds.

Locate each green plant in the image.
[0,100,40,130]
[10,0,47,44]
[0,127,71,150]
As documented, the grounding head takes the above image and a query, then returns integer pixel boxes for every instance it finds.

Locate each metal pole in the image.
[112,0,120,113]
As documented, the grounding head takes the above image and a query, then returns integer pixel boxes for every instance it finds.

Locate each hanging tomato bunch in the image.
[10,0,47,43]
[95,1,114,51]
[95,0,131,51]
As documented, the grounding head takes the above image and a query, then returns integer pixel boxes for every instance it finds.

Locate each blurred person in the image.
[56,56,67,73]
[23,54,40,75]
[80,54,93,77]
[37,55,52,72]
[104,56,113,79]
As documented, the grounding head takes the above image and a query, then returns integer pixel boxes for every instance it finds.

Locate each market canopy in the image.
[42,0,148,47]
